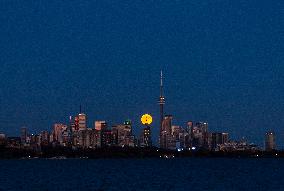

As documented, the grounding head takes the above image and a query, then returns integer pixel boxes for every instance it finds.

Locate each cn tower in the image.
[158,70,165,147]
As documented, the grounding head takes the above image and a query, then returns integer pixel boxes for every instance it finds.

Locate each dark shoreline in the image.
[0,146,283,159]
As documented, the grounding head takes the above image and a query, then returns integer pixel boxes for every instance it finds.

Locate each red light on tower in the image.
[75,116,79,131]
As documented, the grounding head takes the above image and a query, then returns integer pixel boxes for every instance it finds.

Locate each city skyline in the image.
[0,1,283,191]
[0,1,283,148]
[0,71,279,151]
[0,67,282,148]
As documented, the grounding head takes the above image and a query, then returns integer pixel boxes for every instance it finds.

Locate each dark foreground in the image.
[0,158,284,191]
[0,146,283,159]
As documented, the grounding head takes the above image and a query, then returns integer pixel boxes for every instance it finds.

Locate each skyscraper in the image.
[101,130,112,148]
[20,127,27,145]
[94,121,107,131]
[74,116,79,131]
[187,121,194,148]
[66,116,73,145]
[158,70,165,148]
[78,113,87,131]
[53,123,67,143]
[160,115,173,149]
[140,126,152,147]
[40,131,49,146]
[112,120,134,147]
[211,132,229,151]
[196,122,209,149]
[265,132,276,151]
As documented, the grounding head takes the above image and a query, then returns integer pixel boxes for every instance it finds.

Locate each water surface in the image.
[0,158,283,191]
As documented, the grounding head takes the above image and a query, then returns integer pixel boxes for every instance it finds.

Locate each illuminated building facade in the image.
[53,124,67,143]
[172,126,189,150]
[160,115,173,149]
[74,116,79,131]
[78,113,87,131]
[94,121,107,131]
[140,126,152,147]
[101,130,112,147]
[112,120,134,147]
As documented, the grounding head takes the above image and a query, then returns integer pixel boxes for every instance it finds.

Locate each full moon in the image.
[141,114,153,125]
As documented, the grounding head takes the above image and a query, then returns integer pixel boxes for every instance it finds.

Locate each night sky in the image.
[0,1,283,147]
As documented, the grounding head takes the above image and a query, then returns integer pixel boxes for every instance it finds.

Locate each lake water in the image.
[0,158,283,191]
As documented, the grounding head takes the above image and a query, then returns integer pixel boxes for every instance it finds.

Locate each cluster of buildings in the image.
[0,71,278,152]
[157,71,276,152]
[0,116,276,153]
[16,118,139,150]
[158,115,270,152]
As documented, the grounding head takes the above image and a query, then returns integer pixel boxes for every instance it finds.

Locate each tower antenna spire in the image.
[160,70,163,97]
[158,70,165,148]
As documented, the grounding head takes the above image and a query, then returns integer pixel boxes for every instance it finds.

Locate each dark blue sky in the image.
[0,1,283,147]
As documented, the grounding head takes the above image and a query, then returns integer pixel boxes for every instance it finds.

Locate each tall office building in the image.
[67,116,73,140]
[187,121,194,147]
[211,132,229,151]
[196,122,209,149]
[101,130,112,147]
[112,120,134,147]
[160,115,173,149]
[158,71,165,148]
[77,129,101,148]
[94,121,107,131]
[190,122,209,150]
[74,116,79,131]
[172,125,187,150]
[196,122,208,134]
[77,130,85,148]
[20,127,27,145]
[78,113,87,131]
[83,121,107,148]
[72,116,80,146]
[69,116,76,132]
[265,132,276,151]
[93,129,102,148]
[179,129,190,149]
[140,126,152,147]
[187,121,193,133]
[172,126,182,140]
[53,124,67,143]
[40,131,49,146]
[222,133,229,144]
